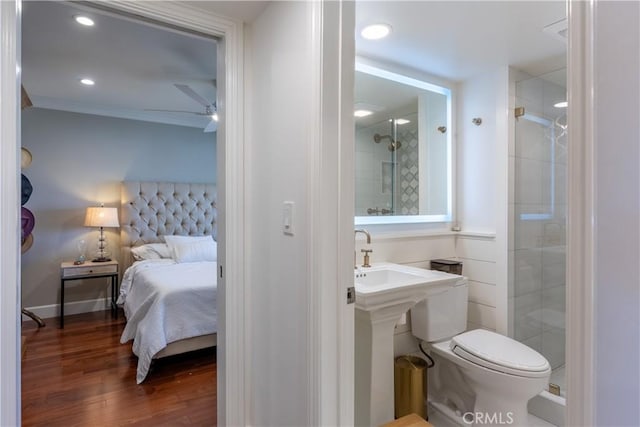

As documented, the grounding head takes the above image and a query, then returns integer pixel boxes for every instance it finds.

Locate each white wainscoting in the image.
[355,231,500,355]
[355,231,457,356]
[456,236,497,332]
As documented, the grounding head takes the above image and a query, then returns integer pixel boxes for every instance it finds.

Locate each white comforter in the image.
[118,259,217,383]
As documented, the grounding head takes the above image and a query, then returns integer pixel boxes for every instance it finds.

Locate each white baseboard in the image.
[22,298,112,323]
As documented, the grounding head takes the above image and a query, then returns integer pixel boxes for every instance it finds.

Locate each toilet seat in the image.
[450,329,551,378]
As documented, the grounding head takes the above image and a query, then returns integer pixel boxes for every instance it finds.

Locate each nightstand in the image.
[60,260,119,328]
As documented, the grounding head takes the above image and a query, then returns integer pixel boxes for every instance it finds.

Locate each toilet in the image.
[410,280,551,427]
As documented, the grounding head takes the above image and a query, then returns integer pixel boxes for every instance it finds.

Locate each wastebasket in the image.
[430,259,463,275]
[394,355,428,420]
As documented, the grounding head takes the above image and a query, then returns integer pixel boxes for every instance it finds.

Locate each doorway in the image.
[0,1,247,425]
[20,1,218,422]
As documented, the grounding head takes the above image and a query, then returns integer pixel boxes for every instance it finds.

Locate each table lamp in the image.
[84,205,119,262]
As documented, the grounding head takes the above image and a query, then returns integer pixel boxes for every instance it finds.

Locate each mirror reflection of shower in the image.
[354,66,452,220]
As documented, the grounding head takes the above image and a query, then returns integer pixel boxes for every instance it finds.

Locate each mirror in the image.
[354,63,452,225]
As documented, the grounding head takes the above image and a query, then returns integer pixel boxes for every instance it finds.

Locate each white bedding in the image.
[118,259,217,383]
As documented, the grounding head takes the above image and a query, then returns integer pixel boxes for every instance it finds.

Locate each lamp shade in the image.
[84,207,119,228]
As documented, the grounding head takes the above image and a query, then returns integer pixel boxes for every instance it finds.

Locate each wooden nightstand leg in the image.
[111,275,117,319]
[60,278,64,329]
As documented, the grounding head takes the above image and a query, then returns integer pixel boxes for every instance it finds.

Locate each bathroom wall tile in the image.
[521,333,543,354]
[541,327,566,369]
[541,221,565,247]
[515,157,544,204]
[542,79,567,120]
[461,258,496,285]
[515,118,550,162]
[513,291,543,341]
[402,260,432,270]
[542,261,566,289]
[553,203,567,222]
[542,245,565,264]
[514,204,544,249]
[514,248,543,296]
[542,244,567,264]
[468,280,496,307]
[355,151,374,178]
[554,163,567,205]
[456,237,496,262]
[356,235,456,266]
[554,134,568,165]
[542,286,566,330]
[467,302,496,330]
[508,250,515,298]
[516,78,544,110]
[355,131,375,154]
[508,202,515,250]
[507,296,515,337]
[539,161,553,206]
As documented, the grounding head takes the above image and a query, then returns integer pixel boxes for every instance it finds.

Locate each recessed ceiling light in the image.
[554,101,568,108]
[211,113,219,122]
[361,24,392,40]
[74,15,95,27]
[354,109,373,118]
[395,119,410,125]
[80,78,95,86]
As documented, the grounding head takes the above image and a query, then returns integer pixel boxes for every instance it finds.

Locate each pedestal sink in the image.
[354,263,466,427]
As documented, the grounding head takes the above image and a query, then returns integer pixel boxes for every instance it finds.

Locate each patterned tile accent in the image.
[395,128,419,214]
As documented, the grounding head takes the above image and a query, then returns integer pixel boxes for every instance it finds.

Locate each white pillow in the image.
[164,235,217,263]
[130,243,172,261]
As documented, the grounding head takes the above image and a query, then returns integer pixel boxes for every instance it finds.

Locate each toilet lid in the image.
[450,329,550,378]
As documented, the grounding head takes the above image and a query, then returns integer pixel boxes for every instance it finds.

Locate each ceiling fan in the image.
[146,83,218,133]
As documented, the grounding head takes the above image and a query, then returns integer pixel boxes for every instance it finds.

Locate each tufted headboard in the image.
[120,181,217,268]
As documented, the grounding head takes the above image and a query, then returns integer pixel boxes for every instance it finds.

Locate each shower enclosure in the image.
[510,69,567,399]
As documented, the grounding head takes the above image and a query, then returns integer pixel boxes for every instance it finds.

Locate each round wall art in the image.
[21,174,33,206]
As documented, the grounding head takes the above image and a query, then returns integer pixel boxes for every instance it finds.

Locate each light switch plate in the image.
[283,201,294,235]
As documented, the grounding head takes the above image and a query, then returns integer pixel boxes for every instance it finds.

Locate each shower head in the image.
[373,133,402,151]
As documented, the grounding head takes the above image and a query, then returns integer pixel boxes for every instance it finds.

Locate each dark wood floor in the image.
[21,310,216,426]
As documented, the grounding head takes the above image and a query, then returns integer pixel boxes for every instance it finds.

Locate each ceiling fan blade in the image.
[144,108,204,115]
[174,83,211,108]
[204,118,217,133]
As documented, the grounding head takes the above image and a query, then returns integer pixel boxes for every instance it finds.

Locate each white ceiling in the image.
[184,1,269,23]
[356,1,567,82]
[22,1,566,131]
[22,1,218,131]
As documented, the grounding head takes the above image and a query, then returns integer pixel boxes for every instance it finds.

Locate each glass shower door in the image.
[511,70,567,397]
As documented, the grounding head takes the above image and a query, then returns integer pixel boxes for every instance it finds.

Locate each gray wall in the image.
[21,108,216,310]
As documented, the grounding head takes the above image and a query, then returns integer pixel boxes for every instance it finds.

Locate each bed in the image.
[118,181,218,383]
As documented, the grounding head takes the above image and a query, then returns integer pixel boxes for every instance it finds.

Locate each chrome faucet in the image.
[354,229,372,269]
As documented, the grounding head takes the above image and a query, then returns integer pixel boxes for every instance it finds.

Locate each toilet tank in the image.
[410,278,468,342]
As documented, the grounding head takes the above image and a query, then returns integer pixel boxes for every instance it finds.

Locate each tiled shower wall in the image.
[355,120,395,216]
[395,126,420,215]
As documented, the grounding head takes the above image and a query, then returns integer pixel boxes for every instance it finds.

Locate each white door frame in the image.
[308,1,355,424]
[0,1,22,424]
[566,0,595,424]
[0,1,247,425]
